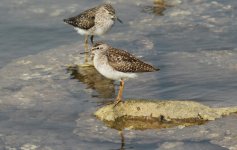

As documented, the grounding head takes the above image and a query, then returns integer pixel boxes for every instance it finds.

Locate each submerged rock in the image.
[95,100,237,130]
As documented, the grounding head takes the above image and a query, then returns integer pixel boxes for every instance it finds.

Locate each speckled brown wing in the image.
[63,7,98,30]
[106,48,159,73]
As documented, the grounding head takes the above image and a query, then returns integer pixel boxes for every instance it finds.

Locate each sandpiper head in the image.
[91,42,109,55]
[99,4,123,23]
[102,4,116,15]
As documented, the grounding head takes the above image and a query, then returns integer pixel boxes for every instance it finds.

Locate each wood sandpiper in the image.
[91,42,159,105]
[63,3,122,62]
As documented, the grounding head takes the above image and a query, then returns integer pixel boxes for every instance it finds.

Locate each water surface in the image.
[0,0,237,149]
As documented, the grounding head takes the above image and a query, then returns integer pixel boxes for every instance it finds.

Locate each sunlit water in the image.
[0,0,237,149]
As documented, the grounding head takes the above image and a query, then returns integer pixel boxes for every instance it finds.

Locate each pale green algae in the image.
[95,100,237,130]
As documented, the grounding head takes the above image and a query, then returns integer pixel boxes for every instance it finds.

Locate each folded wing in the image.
[107,48,159,72]
[63,7,97,30]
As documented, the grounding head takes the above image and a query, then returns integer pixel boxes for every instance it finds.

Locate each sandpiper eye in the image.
[96,47,100,49]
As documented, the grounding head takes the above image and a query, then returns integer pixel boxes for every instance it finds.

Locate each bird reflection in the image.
[142,0,170,16]
[67,65,115,99]
[119,131,125,150]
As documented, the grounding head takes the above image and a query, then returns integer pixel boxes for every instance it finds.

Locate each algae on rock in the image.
[95,100,237,130]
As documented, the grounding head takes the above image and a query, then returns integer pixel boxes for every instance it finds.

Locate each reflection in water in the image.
[102,115,207,131]
[119,131,125,150]
[141,0,172,16]
[67,65,115,99]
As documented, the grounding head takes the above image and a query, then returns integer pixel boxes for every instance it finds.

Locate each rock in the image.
[94,100,237,130]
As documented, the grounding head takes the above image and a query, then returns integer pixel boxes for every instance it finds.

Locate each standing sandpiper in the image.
[63,3,122,59]
[91,42,159,104]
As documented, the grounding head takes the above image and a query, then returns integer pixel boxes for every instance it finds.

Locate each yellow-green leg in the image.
[84,35,89,63]
[114,79,124,106]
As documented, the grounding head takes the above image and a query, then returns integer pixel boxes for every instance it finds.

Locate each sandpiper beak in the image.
[117,17,123,23]
[80,51,90,55]
[112,15,123,23]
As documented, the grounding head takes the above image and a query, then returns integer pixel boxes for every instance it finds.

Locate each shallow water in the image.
[0,0,237,149]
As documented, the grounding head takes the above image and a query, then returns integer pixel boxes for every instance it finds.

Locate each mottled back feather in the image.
[63,7,98,30]
[106,47,159,73]
[63,4,115,30]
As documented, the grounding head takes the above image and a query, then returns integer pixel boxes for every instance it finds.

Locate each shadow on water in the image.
[67,65,115,99]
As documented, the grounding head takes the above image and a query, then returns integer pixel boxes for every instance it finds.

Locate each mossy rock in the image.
[95,100,237,130]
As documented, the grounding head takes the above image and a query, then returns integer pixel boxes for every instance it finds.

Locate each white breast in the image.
[93,54,137,80]
[74,27,89,35]
[94,19,114,35]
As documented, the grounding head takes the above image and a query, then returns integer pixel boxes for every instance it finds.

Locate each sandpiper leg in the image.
[90,35,94,62]
[84,35,89,63]
[90,35,94,45]
[115,79,124,105]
